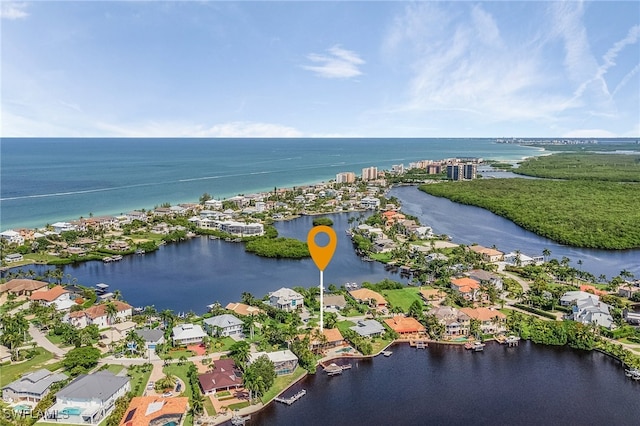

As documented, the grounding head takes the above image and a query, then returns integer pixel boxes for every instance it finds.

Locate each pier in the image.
[409,340,428,349]
[275,389,307,405]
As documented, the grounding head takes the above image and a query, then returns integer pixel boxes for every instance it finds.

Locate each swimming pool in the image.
[13,404,31,413]
[61,407,83,416]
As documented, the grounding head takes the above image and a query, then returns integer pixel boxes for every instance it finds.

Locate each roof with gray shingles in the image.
[203,314,243,329]
[2,369,67,397]
[135,328,164,343]
[55,371,129,402]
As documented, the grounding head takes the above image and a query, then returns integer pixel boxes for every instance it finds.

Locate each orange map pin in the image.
[307,225,337,271]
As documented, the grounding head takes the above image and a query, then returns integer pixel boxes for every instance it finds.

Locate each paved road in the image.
[28,324,68,358]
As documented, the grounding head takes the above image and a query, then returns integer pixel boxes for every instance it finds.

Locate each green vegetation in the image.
[312,217,334,226]
[245,237,310,258]
[261,366,306,403]
[0,348,54,387]
[62,346,101,376]
[419,179,640,249]
[515,153,640,181]
[381,287,423,312]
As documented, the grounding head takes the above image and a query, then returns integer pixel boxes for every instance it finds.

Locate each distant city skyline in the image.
[1,1,638,138]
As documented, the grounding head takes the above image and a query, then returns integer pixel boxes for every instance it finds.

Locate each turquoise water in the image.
[0,138,538,230]
[13,404,31,412]
[60,407,82,415]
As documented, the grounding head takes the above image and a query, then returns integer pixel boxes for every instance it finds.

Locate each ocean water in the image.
[0,138,538,230]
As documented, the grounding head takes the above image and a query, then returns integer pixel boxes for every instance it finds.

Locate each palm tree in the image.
[229,340,251,371]
[156,373,177,392]
[542,248,551,262]
[104,302,118,326]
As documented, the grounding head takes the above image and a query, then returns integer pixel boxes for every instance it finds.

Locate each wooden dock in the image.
[409,340,428,349]
[275,389,307,405]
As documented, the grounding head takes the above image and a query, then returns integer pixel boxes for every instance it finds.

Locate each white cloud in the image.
[302,45,365,79]
[0,2,29,20]
[613,63,640,97]
[196,122,303,138]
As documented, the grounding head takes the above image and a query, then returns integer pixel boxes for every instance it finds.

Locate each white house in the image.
[30,285,76,311]
[172,323,207,345]
[204,199,223,210]
[67,301,133,329]
[2,369,67,403]
[4,253,24,263]
[359,196,380,209]
[45,371,130,424]
[203,314,244,337]
[269,287,304,312]
[51,222,76,233]
[349,319,386,338]
[0,230,24,245]
[561,291,615,329]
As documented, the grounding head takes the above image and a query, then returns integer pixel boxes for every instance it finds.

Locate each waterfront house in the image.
[249,350,298,376]
[153,207,173,217]
[560,291,597,306]
[198,358,242,395]
[459,307,506,334]
[30,285,76,311]
[51,222,76,233]
[2,369,67,403]
[468,245,504,262]
[4,253,24,263]
[67,301,133,329]
[224,302,263,316]
[204,199,223,210]
[125,211,148,222]
[119,396,189,426]
[303,328,344,353]
[360,196,381,210]
[134,328,165,350]
[107,240,130,252]
[269,287,304,312]
[219,221,264,236]
[349,288,388,311]
[171,323,207,345]
[426,253,449,262]
[503,252,542,266]
[350,319,386,338]
[46,371,129,425]
[450,277,482,302]
[319,294,347,310]
[203,314,244,337]
[0,230,25,245]
[0,279,48,296]
[428,306,470,338]
[384,315,426,336]
[569,295,614,329]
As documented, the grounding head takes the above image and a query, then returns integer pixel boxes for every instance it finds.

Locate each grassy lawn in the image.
[127,364,153,396]
[0,347,54,387]
[104,364,124,375]
[337,320,356,334]
[203,395,216,416]
[228,401,250,411]
[370,336,395,354]
[208,337,236,353]
[165,349,195,359]
[163,362,194,398]
[46,332,72,348]
[261,366,306,403]
[369,252,393,263]
[382,287,423,312]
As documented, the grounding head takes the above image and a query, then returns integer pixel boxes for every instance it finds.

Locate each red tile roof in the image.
[30,285,68,302]
[384,316,426,334]
[120,396,189,426]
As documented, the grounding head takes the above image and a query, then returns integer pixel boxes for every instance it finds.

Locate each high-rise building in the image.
[463,163,477,180]
[336,172,356,183]
[361,167,378,181]
[446,164,462,180]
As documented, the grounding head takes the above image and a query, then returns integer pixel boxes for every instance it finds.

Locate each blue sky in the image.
[1,1,638,138]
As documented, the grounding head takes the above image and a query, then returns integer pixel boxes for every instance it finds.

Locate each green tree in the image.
[244,355,276,398]
[63,346,101,376]
[229,340,251,371]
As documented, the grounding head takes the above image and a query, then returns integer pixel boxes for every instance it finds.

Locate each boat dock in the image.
[625,369,640,380]
[409,340,428,349]
[322,362,352,376]
[275,389,307,405]
[382,350,393,357]
[496,335,521,347]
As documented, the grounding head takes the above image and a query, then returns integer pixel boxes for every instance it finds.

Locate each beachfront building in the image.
[460,307,507,334]
[349,288,388,311]
[450,277,482,302]
[203,314,243,337]
[384,316,426,337]
[0,279,48,296]
[0,230,25,245]
[269,287,304,312]
[2,369,67,403]
[361,166,378,181]
[198,358,242,395]
[428,306,471,338]
[249,350,298,376]
[219,221,264,236]
[350,319,386,338]
[67,301,133,329]
[171,323,207,345]
[336,172,356,184]
[30,285,76,311]
[119,396,189,426]
[46,371,130,425]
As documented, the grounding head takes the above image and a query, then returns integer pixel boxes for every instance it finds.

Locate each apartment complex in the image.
[336,172,356,183]
[361,166,378,181]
